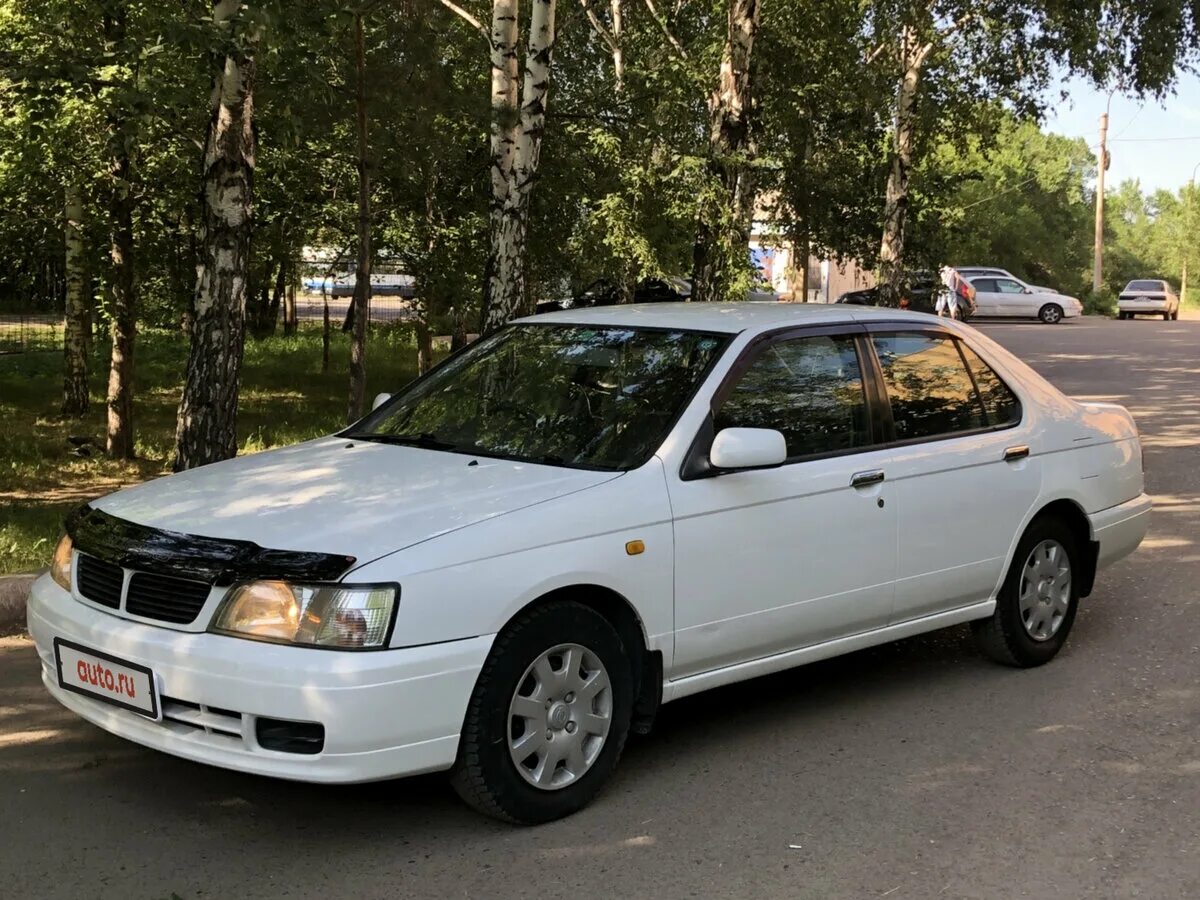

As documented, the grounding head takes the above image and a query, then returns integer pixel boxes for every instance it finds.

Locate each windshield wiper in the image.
[351,432,459,450]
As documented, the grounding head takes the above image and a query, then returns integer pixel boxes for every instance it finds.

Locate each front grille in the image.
[76,554,123,609]
[125,572,211,624]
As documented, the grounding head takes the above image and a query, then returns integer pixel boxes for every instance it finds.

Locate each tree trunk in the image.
[415,318,434,374]
[610,0,624,90]
[174,0,257,471]
[103,7,136,458]
[322,285,331,372]
[63,184,89,417]
[346,12,371,423]
[878,28,929,304]
[796,229,810,303]
[481,0,521,330]
[267,254,285,333]
[284,270,297,335]
[483,0,557,333]
[691,0,760,304]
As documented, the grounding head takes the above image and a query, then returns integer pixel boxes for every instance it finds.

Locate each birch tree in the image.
[174,0,258,470]
[62,183,90,417]
[346,10,372,422]
[691,0,760,304]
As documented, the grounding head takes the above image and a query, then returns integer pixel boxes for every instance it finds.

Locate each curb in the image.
[0,572,39,637]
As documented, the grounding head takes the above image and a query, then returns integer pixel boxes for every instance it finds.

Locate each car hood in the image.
[90,437,621,565]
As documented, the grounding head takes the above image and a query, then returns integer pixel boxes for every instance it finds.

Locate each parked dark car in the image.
[836,271,976,320]
[536,278,686,315]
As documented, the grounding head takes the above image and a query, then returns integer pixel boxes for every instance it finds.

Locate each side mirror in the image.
[710,427,787,471]
[1023,287,1033,294]
[371,392,392,411]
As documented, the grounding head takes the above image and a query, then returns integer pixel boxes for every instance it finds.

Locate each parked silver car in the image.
[1117,280,1180,320]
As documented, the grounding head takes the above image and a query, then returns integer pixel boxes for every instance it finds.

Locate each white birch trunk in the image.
[347,11,371,423]
[63,183,89,417]
[483,0,557,333]
[174,0,256,470]
[484,0,520,323]
[610,0,624,90]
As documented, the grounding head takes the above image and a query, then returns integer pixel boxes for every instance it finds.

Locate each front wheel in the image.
[450,601,634,823]
[972,516,1080,667]
[1038,303,1064,324]
[1172,309,1180,320]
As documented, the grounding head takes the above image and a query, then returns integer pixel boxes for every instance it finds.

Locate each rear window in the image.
[871,334,987,440]
[1125,280,1165,292]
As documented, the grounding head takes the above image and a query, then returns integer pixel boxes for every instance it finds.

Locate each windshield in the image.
[347,324,729,470]
[1126,280,1165,292]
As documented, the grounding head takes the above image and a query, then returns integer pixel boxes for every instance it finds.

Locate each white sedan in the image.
[968,275,1084,323]
[28,304,1149,823]
[1117,279,1180,320]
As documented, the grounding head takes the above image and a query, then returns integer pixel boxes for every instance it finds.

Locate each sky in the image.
[1043,71,1200,194]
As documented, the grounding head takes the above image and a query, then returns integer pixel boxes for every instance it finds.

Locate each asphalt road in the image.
[1,316,1197,900]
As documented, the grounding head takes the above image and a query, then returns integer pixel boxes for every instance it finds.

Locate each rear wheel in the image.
[972,516,1080,667]
[450,601,634,824]
[1117,311,1128,320]
[1038,303,1063,324]
[1163,311,1171,321]
[1172,309,1180,320]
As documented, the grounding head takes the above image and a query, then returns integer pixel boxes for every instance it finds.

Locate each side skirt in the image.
[661,601,995,704]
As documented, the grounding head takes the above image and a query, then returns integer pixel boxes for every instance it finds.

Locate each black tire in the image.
[1172,310,1180,320]
[1117,311,1127,320]
[1163,311,1171,321]
[450,601,634,824]
[972,516,1081,668]
[1038,303,1064,324]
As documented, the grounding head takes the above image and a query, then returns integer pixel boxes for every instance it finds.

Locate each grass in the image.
[0,325,424,575]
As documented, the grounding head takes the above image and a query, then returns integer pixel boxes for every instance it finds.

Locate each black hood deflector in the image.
[66,505,356,585]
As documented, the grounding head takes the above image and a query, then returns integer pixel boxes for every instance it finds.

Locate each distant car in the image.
[968,276,1082,324]
[835,272,963,318]
[956,267,1058,295]
[535,278,686,314]
[1117,280,1180,321]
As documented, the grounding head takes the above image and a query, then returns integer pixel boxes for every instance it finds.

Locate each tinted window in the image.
[972,278,998,293]
[959,343,1020,426]
[348,324,727,470]
[871,333,986,440]
[996,279,1025,294]
[715,335,871,457]
[1126,280,1165,292]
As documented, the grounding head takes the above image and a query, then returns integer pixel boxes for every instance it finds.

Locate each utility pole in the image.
[1092,99,1112,298]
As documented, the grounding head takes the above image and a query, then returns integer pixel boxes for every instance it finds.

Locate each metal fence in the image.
[0,314,62,354]
[293,292,418,326]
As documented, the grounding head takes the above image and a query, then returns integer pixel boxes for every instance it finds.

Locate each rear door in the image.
[992,278,1034,317]
[864,327,1040,622]
[971,278,1000,315]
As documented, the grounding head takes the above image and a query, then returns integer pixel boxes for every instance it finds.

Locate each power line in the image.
[1111,135,1200,142]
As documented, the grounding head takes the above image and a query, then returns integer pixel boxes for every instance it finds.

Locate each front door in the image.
[991,278,1036,317]
[668,331,897,679]
[865,329,1041,621]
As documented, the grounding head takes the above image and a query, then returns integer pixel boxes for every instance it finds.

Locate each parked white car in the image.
[1117,279,1180,320]
[28,304,1150,823]
[956,266,1058,295]
[968,275,1084,323]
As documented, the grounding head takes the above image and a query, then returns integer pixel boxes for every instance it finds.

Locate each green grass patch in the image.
[0,325,424,574]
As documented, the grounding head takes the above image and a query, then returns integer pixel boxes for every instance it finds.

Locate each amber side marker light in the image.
[625,540,645,556]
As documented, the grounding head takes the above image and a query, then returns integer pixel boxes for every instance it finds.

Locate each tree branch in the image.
[578,0,620,55]
[433,0,488,40]
[642,0,687,58]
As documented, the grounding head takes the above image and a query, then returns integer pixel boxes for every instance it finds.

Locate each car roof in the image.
[515,301,940,335]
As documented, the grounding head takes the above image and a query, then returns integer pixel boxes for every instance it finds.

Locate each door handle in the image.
[1004,445,1030,462]
[851,470,886,488]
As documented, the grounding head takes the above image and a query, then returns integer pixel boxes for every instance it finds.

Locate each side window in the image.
[996,279,1025,294]
[715,335,871,458]
[959,343,1020,426]
[870,333,987,440]
[973,278,997,293]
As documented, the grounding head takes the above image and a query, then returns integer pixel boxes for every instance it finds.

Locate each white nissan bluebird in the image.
[29,303,1150,823]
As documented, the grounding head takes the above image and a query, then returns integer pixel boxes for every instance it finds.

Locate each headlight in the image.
[212,580,397,650]
[51,535,73,591]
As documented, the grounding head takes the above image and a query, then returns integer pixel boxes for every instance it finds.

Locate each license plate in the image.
[54,638,160,719]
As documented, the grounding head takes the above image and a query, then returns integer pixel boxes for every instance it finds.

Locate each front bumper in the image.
[27,575,492,783]
[1089,493,1152,569]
